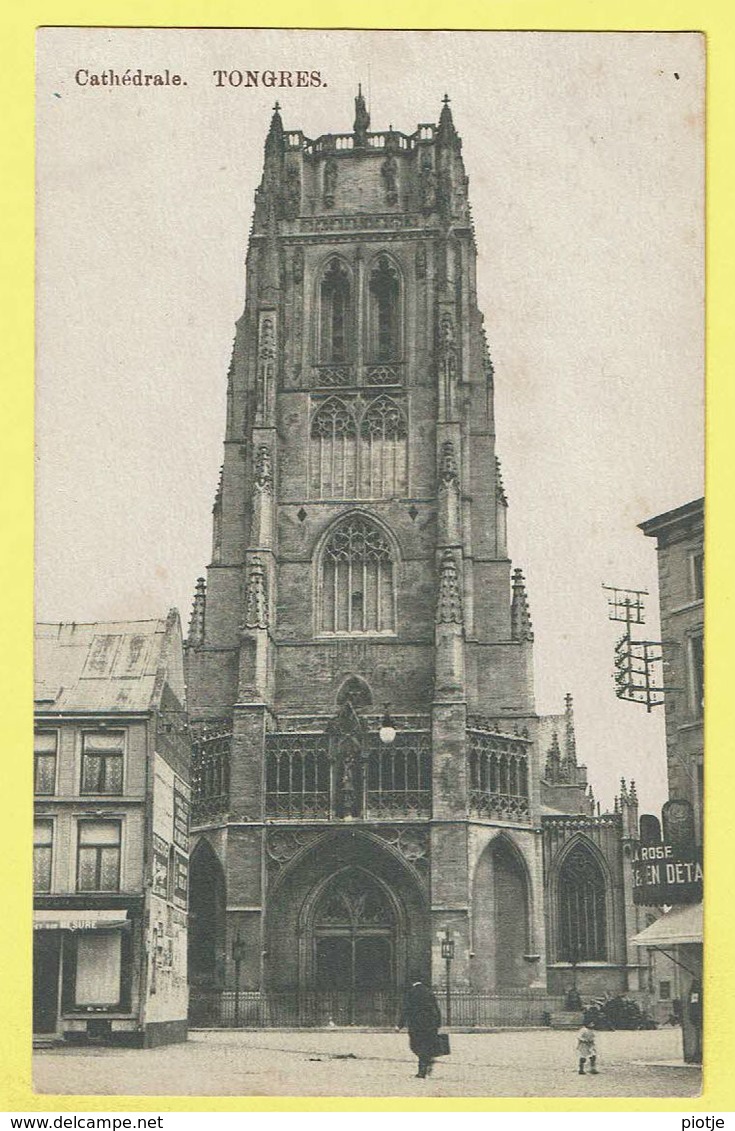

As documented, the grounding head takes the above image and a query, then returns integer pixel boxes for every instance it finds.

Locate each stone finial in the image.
[564,692,577,769]
[436,549,463,625]
[244,558,269,629]
[545,731,561,782]
[261,103,284,208]
[439,440,459,487]
[353,83,370,147]
[495,456,507,505]
[437,93,456,142]
[266,102,284,152]
[619,777,638,837]
[511,568,534,642]
[187,577,206,648]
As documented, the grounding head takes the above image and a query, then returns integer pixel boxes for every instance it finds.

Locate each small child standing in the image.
[576,1021,598,1075]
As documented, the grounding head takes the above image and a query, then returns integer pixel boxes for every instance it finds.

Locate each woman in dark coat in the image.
[396,979,442,1078]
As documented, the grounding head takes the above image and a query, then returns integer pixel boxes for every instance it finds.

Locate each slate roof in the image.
[34,610,185,714]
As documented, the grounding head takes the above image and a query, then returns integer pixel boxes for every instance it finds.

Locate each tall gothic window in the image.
[360,396,408,498]
[369,255,401,362]
[310,398,358,498]
[319,515,396,635]
[320,258,351,364]
[310,395,407,501]
[558,843,608,962]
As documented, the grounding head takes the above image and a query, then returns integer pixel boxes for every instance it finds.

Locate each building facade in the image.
[637,497,704,1060]
[33,613,191,1046]
[640,499,704,843]
[184,93,647,1023]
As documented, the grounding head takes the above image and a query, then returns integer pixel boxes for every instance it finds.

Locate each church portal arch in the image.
[188,837,226,989]
[264,828,429,1022]
[471,833,532,989]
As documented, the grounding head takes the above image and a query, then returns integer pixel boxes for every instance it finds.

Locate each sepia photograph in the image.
[32,28,704,1099]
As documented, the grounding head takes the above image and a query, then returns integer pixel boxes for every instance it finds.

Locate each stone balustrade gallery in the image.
[191,721,531,825]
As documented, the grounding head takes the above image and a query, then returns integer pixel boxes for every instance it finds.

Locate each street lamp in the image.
[232,930,246,1027]
[379,703,397,745]
[441,928,455,1027]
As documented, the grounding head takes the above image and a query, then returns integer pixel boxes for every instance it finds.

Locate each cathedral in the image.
[184,90,648,1024]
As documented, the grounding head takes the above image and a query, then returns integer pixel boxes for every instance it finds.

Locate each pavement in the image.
[33,1026,701,1100]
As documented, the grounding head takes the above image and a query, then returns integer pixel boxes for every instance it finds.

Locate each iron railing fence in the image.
[189,989,566,1030]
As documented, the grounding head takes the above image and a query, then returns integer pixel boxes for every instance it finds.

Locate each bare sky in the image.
[35,29,704,815]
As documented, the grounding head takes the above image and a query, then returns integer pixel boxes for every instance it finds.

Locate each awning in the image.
[33,909,129,931]
[630,902,703,947]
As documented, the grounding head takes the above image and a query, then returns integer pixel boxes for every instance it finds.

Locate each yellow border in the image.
[2,1,733,1113]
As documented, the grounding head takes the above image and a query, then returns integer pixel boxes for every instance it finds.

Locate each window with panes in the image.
[34,731,57,795]
[80,731,124,794]
[558,843,608,962]
[76,820,121,892]
[34,819,53,891]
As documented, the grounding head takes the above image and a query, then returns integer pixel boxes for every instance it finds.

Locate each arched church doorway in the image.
[493,838,530,987]
[471,835,531,990]
[265,830,429,1025]
[312,868,396,1019]
[188,839,226,990]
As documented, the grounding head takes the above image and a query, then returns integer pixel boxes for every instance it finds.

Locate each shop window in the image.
[34,820,53,892]
[77,820,121,892]
[34,732,57,795]
[81,731,124,794]
[75,933,122,1007]
[319,515,396,635]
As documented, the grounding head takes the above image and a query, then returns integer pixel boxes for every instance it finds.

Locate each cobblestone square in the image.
[33,1027,701,1100]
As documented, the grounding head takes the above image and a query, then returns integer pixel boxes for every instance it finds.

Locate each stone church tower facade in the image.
[185,93,641,1021]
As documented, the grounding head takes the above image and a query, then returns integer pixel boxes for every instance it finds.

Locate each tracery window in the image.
[558,843,608,962]
[265,734,330,818]
[360,396,408,498]
[310,398,358,498]
[320,258,351,364]
[319,515,396,635]
[368,255,401,362]
[314,871,394,931]
[310,395,407,501]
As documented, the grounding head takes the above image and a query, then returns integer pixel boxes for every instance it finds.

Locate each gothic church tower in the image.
[186,92,550,1013]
